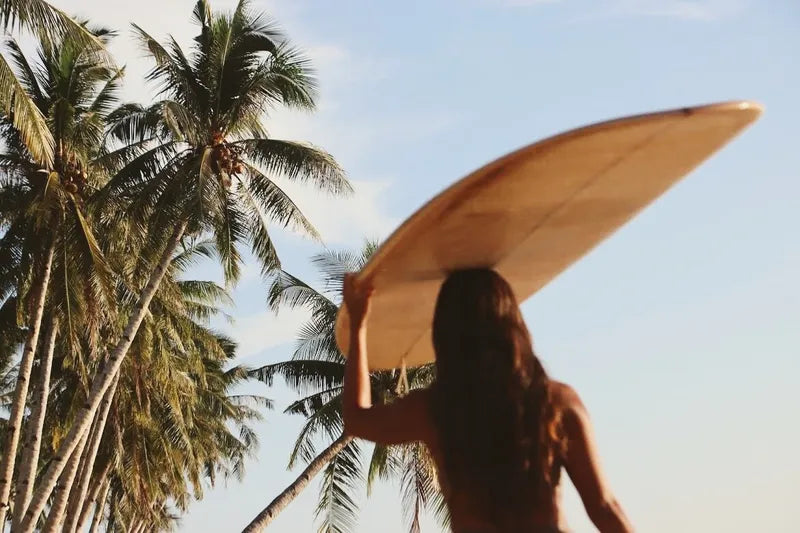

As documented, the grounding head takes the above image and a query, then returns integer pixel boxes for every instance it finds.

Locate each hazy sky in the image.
[51,0,800,531]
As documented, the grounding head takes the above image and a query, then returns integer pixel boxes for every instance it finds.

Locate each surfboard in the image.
[335,101,763,370]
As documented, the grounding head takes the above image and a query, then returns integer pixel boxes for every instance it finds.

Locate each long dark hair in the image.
[431,269,564,519]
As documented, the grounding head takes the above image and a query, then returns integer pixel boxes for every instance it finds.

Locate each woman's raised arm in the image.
[341,274,431,445]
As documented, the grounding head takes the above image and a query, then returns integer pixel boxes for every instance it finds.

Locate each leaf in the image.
[237,178,283,276]
[3,37,45,104]
[315,439,362,533]
[89,66,125,116]
[249,359,344,392]
[71,200,115,312]
[236,138,350,195]
[0,51,53,165]
[366,443,398,496]
[211,188,245,287]
[266,269,333,313]
[241,161,320,241]
[288,395,344,466]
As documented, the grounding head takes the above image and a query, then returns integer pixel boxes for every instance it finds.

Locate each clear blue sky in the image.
[61,0,800,531]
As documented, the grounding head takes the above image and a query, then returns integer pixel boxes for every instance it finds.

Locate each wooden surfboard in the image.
[335,101,763,370]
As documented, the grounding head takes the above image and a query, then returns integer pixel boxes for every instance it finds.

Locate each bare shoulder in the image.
[548,380,584,410]
[548,381,590,431]
[550,381,634,531]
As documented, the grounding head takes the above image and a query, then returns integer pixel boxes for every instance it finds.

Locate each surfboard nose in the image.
[688,100,764,120]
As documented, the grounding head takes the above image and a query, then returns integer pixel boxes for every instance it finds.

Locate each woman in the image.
[343,268,633,533]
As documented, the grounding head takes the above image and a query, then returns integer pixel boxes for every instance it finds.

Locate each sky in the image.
[49,0,800,531]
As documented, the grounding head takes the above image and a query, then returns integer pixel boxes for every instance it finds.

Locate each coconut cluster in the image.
[211,132,245,188]
[60,156,88,196]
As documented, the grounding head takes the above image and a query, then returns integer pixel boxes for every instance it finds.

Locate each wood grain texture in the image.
[336,101,763,370]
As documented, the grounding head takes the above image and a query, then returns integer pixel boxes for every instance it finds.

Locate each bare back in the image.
[344,381,633,532]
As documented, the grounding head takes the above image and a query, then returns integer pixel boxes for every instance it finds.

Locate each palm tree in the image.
[0,25,119,528]
[25,239,266,532]
[0,0,109,166]
[20,1,349,529]
[12,314,58,526]
[244,244,449,533]
[95,264,265,531]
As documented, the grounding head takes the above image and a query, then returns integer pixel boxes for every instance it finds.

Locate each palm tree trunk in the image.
[11,316,58,528]
[40,431,88,533]
[62,374,119,533]
[87,480,109,533]
[242,434,352,533]
[0,242,55,527]
[75,459,112,533]
[20,221,187,533]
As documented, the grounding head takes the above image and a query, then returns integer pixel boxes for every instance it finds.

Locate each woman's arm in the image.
[559,384,634,533]
[341,274,373,427]
[341,274,430,445]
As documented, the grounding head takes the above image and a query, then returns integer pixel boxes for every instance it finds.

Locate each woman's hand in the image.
[343,273,374,329]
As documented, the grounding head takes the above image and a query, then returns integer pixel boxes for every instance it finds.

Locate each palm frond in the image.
[236,177,282,277]
[103,102,164,146]
[170,238,217,273]
[236,138,350,195]
[312,249,365,295]
[211,189,246,287]
[90,66,125,116]
[70,199,115,309]
[249,359,344,393]
[227,393,273,411]
[256,44,317,110]
[0,0,106,53]
[288,395,343,466]
[0,52,53,165]
[366,443,398,496]
[398,443,439,533]
[177,280,232,308]
[99,140,183,202]
[161,100,198,142]
[241,161,320,240]
[266,268,334,313]
[315,439,361,533]
[284,388,342,417]
[3,37,44,105]
[293,314,341,362]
